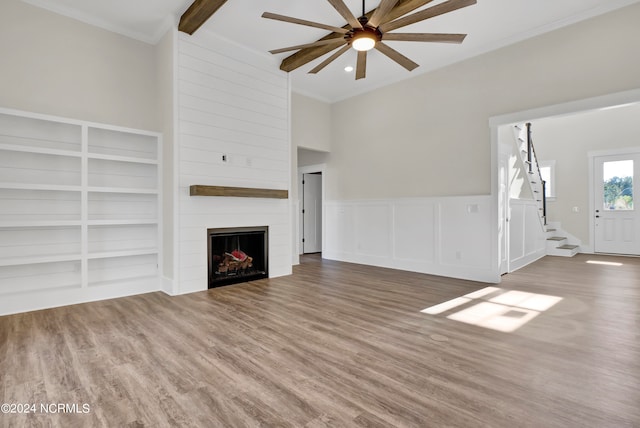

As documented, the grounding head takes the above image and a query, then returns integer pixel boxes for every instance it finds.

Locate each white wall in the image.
[156,29,176,286]
[173,30,292,294]
[298,148,330,168]
[292,93,331,152]
[328,3,640,201]
[0,0,158,131]
[533,103,640,247]
[291,93,331,264]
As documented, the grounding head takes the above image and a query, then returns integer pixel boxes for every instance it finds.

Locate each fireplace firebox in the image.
[207,226,268,288]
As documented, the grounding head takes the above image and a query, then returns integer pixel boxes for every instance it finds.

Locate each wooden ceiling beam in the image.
[179,0,229,35]
[280,0,435,72]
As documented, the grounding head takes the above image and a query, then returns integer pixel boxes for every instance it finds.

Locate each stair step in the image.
[547,236,567,241]
[557,244,579,250]
[546,228,556,232]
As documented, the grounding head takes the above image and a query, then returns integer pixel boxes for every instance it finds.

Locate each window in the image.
[539,160,556,200]
[602,159,633,210]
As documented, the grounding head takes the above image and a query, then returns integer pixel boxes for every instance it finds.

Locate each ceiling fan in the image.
[262,0,477,80]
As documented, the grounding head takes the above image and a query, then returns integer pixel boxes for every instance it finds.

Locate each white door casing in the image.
[302,173,322,253]
[499,144,510,274]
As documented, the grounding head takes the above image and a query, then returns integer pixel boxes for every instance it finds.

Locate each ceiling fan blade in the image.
[375,42,419,71]
[368,0,400,28]
[382,33,467,43]
[380,0,477,33]
[327,0,363,29]
[309,45,352,74]
[279,0,445,73]
[179,0,229,34]
[262,12,349,34]
[269,38,347,55]
[356,50,367,80]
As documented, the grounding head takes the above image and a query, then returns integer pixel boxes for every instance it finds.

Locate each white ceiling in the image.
[21,0,640,103]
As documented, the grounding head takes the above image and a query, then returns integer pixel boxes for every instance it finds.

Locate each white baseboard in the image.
[0,277,160,316]
[161,276,176,296]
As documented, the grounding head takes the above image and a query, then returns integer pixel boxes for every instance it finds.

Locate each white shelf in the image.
[87,187,158,194]
[87,219,158,226]
[0,220,82,228]
[0,183,82,192]
[0,146,156,165]
[87,153,158,165]
[0,253,81,267]
[0,143,82,158]
[87,248,159,260]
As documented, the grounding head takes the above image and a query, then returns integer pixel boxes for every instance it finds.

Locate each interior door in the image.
[302,173,322,253]
[594,153,640,255]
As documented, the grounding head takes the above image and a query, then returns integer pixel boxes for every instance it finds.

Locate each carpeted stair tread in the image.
[557,244,579,250]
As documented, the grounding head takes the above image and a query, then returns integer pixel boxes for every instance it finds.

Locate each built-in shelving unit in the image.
[0,108,161,313]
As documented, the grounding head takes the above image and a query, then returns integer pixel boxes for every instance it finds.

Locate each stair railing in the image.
[525,122,547,225]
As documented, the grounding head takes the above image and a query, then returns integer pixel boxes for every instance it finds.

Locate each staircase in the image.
[513,123,580,257]
[545,226,580,257]
[514,123,547,226]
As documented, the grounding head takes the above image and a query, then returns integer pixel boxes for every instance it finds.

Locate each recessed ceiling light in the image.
[344,66,354,72]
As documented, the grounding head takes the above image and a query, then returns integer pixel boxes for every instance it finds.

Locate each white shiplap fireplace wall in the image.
[171,30,292,295]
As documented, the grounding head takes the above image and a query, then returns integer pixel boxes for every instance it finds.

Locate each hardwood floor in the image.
[1,254,639,427]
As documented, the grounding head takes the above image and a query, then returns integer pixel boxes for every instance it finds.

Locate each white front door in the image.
[302,173,322,253]
[594,153,640,255]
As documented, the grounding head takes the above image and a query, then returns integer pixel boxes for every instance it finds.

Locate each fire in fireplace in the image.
[207,226,268,288]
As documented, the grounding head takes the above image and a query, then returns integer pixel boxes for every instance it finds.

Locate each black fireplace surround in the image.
[207,226,268,288]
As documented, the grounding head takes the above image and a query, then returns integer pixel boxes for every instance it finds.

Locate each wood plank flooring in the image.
[1,254,639,427]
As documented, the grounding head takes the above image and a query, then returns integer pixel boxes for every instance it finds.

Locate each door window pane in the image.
[603,160,633,210]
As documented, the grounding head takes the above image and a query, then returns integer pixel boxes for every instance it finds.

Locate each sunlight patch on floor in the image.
[420,286,563,333]
[420,297,471,315]
[586,260,623,266]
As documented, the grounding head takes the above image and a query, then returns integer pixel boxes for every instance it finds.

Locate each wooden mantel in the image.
[190,185,288,199]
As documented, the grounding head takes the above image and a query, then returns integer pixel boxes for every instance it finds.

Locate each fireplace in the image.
[207,226,268,288]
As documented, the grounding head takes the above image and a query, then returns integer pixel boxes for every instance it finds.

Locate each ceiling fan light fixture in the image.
[352,34,376,51]
[350,26,380,52]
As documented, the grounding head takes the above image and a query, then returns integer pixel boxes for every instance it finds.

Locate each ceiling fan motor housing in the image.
[346,25,382,48]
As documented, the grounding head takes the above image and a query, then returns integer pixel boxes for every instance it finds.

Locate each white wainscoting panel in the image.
[509,199,546,271]
[355,203,392,260]
[174,31,291,295]
[393,201,436,266]
[324,196,499,283]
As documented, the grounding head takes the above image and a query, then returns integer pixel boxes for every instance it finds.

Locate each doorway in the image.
[298,164,326,255]
[302,173,322,253]
[592,152,640,255]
